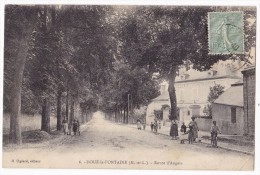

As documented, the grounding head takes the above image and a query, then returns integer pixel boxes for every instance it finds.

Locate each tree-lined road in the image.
[3,112,254,170]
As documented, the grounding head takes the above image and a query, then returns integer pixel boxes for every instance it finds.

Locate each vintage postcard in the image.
[1,1,259,174]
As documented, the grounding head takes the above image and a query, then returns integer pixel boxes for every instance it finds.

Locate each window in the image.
[231,107,236,123]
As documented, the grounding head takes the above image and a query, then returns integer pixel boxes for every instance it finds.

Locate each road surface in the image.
[3,111,254,170]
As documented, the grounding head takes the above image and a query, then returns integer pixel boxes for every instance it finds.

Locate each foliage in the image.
[204,84,225,117]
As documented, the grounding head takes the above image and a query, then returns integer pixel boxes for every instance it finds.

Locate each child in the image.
[185,126,194,144]
[210,121,221,146]
[181,122,187,133]
[137,120,142,130]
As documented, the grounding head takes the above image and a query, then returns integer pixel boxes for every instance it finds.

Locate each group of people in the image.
[170,117,221,145]
[62,119,80,136]
[137,116,221,146]
[150,121,161,133]
[136,119,146,130]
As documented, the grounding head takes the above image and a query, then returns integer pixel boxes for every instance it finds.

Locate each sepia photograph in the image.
[1,1,258,174]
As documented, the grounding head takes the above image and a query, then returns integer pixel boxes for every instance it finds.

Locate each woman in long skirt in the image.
[170,120,178,140]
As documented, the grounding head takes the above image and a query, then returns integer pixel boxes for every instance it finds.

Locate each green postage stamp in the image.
[208,12,244,55]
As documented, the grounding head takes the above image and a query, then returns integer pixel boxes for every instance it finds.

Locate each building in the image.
[242,66,255,136]
[146,60,243,125]
[146,81,170,125]
[212,80,244,135]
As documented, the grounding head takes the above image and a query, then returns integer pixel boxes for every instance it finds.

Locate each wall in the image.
[196,117,212,132]
[242,67,255,136]
[212,103,244,135]
[146,100,170,125]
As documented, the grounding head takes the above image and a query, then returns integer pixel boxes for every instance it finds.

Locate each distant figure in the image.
[150,122,154,132]
[158,122,161,129]
[154,121,158,133]
[210,121,221,147]
[185,125,194,144]
[189,117,199,141]
[181,122,187,133]
[68,123,72,135]
[137,120,142,130]
[62,119,69,135]
[143,123,146,130]
[170,120,178,140]
[76,120,80,136]
[73,120,78,135]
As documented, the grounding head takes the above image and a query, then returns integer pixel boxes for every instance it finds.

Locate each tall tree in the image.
[4,5,39,144]
[117,6,255,120]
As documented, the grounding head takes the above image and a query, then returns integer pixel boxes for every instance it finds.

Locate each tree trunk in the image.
[168,67,178,121]
[123,108,126,123]
[9,39,28,144]
[41,98,51,133]
[66,88,69,121]
[70,95,75,124]
[56,90,62,130]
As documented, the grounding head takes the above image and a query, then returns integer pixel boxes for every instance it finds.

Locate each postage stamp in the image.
[208,12,244,55]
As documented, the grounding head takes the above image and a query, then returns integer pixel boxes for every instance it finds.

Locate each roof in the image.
[175,75,241,83]
[152,92,169,101]
[214,84,243,107]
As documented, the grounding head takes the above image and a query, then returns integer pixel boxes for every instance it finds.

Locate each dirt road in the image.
[3,111,254,170]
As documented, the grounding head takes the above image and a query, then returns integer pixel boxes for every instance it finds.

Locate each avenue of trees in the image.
[4,5,256,144]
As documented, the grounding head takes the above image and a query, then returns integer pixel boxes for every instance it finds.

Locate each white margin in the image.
[0,1,259,175]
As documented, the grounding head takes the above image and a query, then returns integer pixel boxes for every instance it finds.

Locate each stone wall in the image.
[196,117,212,132]
[212,103,244,135]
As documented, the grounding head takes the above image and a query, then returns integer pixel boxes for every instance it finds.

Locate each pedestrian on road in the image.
[150,122,154,132]
[159,122,161,129]
[73,120,78,135]
[181,122,187,133]
[185,125,194,144]
[210,121,221,146]
[189,117,199,142]
[154,121,158,133]
[68,123,72,135]
[137,120,142,130]
[76,120,81,136]
[62,119,69,135]
[170,120,178,140]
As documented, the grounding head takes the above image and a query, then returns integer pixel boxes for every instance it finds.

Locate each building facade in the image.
[146,60,243,125]
[212,81,244,135]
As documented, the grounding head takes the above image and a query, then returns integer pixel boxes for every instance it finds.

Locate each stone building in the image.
[212,81,244,135]
[146,60,243,125]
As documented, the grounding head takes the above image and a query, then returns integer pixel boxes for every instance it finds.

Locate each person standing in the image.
[154,121,158,133]
[72,120,78,135]
[189,117,199,141]
[170,120,178,140]
[181,122,187,133]
[143,123,146,130]
[137,120,142,130]
[76,120,80,136]
[210,121,221,146]
[150,122,154,132]
[185,126,194,144]
[62,119,69,135]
